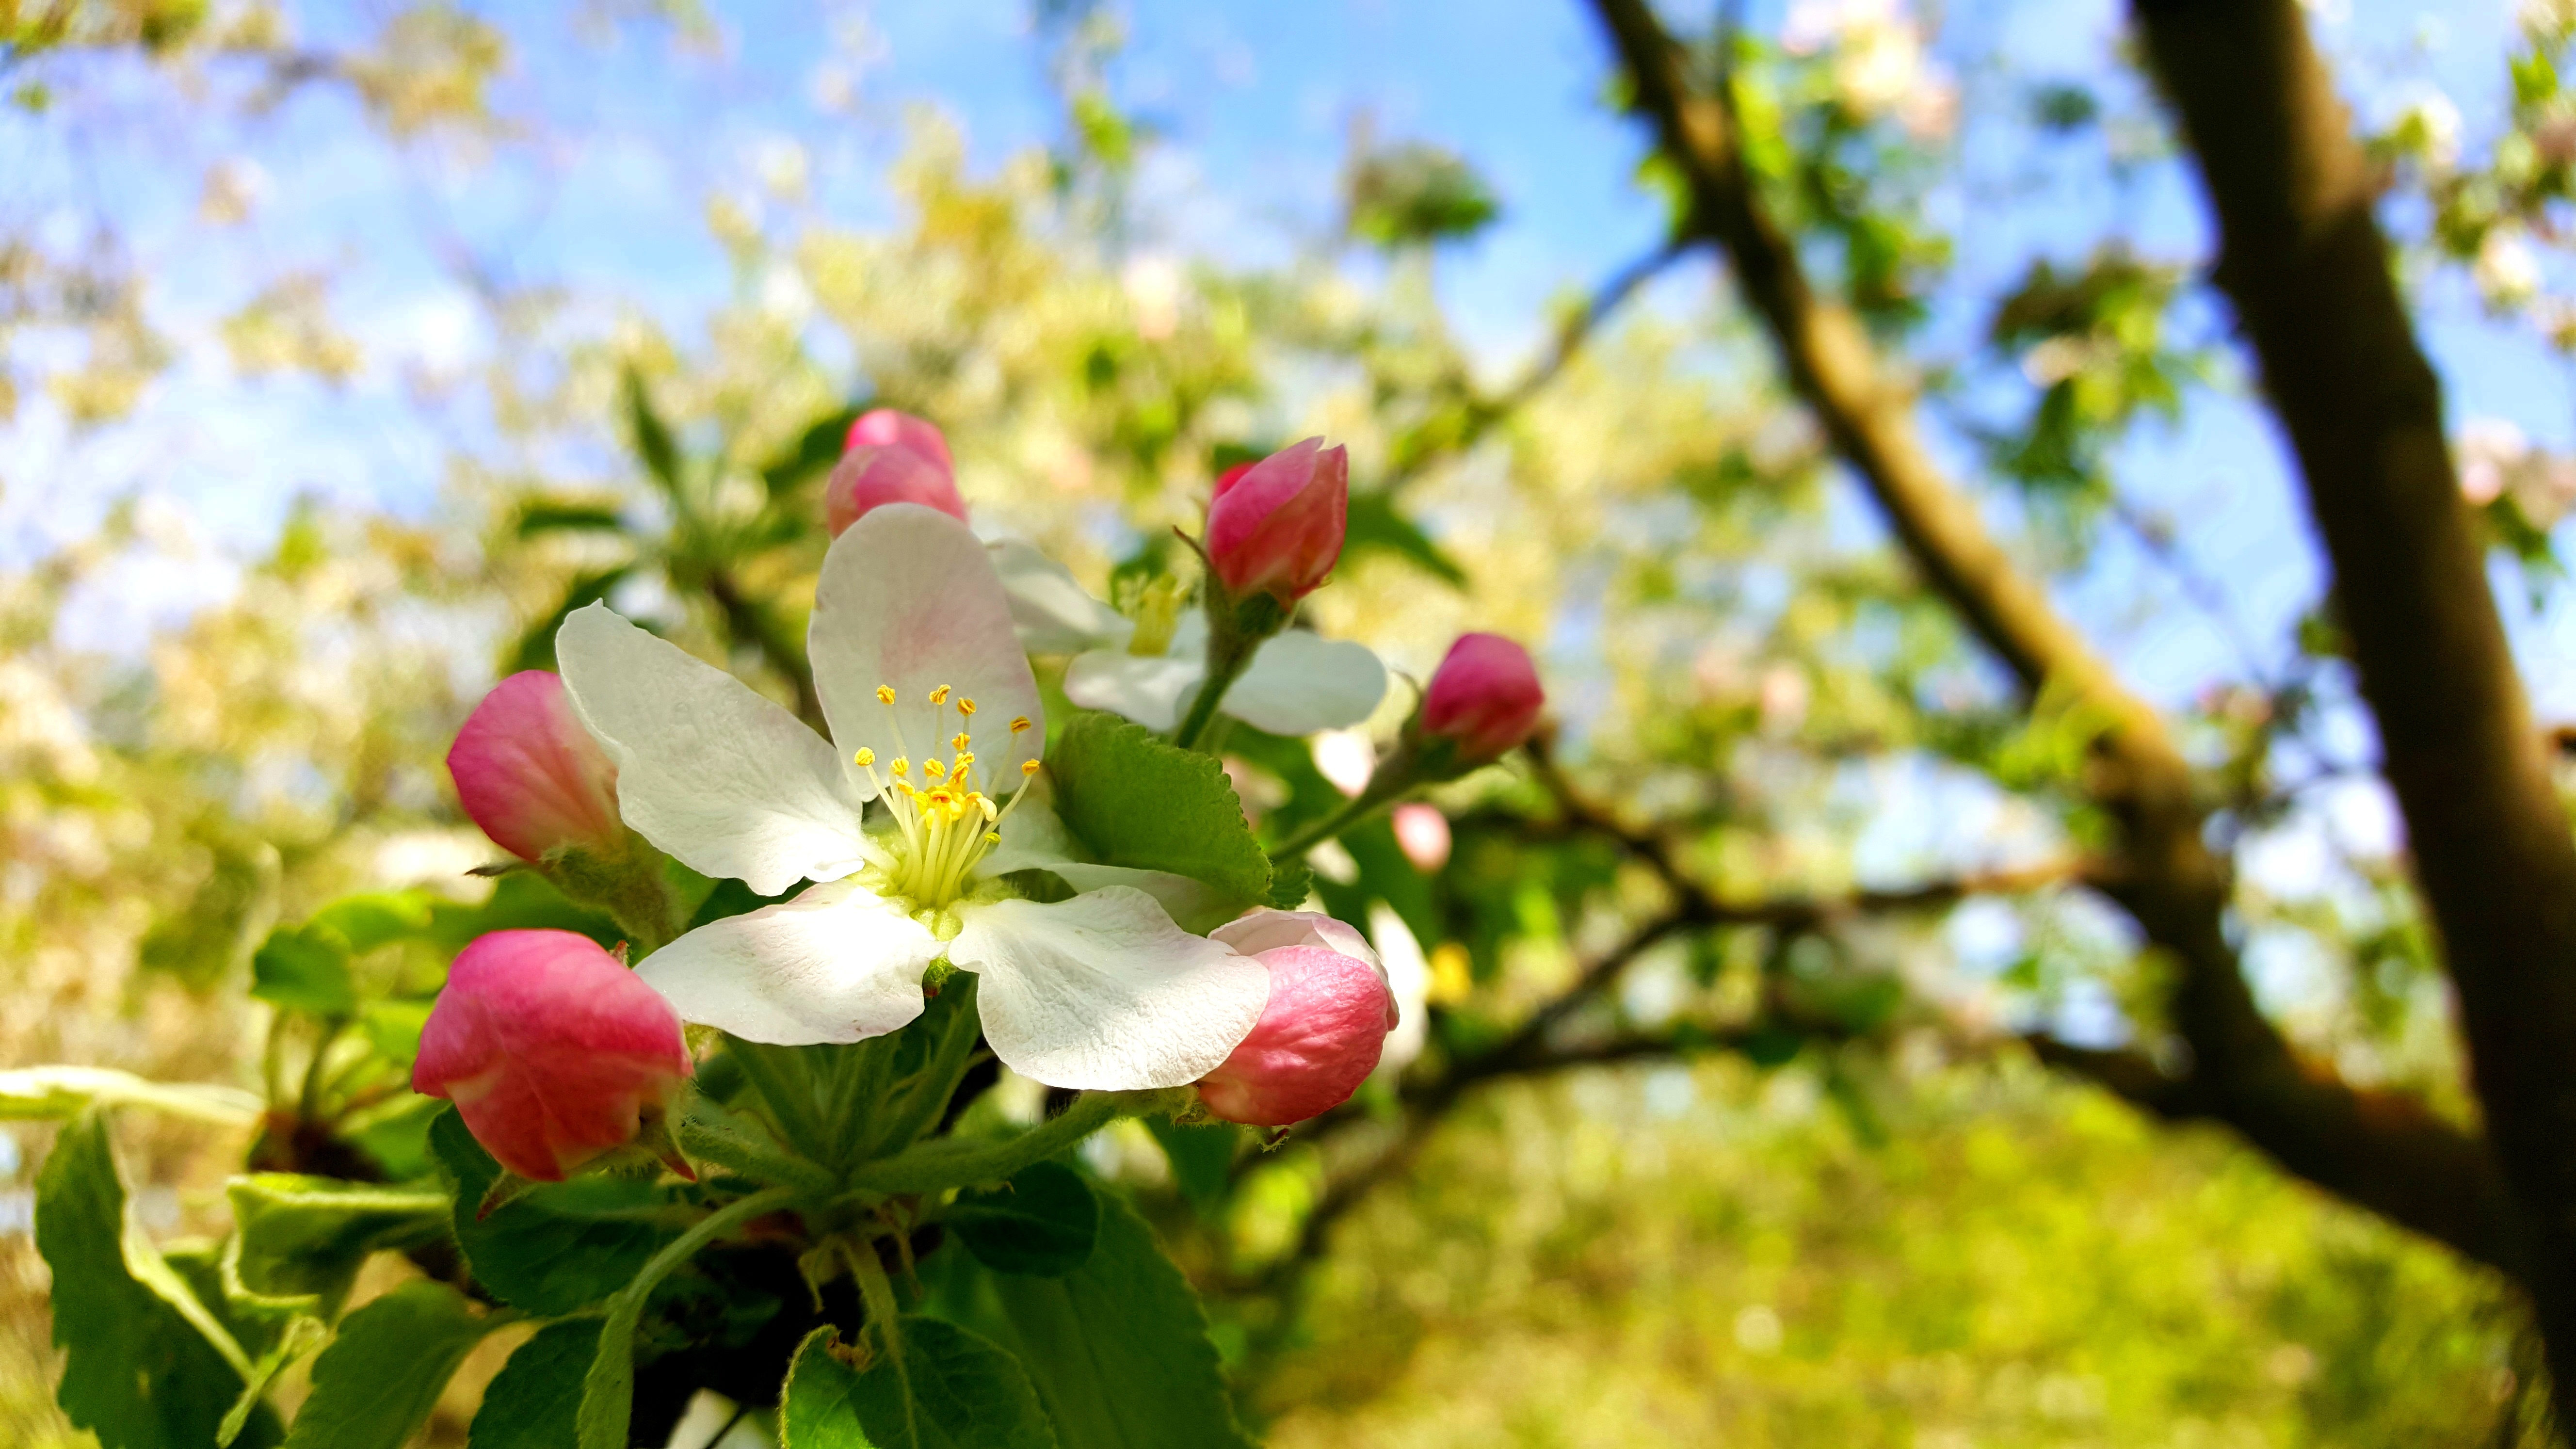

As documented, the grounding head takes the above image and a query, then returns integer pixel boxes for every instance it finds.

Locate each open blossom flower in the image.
[556,503,1271,1089]
[992,546,1387,738]
[1196,910,1397,1126]
[447,671,623,862]
[412,929,692,1182]
[1207,437,1349,604]
[825,410,964,535]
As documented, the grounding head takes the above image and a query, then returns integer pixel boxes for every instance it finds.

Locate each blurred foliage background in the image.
[1,0,2565,1443]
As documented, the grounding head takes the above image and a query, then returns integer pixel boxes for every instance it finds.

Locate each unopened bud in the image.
[448,671,622,863]
[824,444,966,535]
[844,407,953,472]
[1205,437,1349,604]
[1196,911,1398,1127]
[1420,633,1545,762]
[411,929,693,1182]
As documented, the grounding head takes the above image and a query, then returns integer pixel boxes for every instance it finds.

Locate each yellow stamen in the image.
[928,684,951,706]
[891,757,909,777]
[983,831,1001,846]
[924,759,948,780]
[1021,760,1041,776]
[958,698,977,717]
[876,685,896,705]
[951,732,971,752]
[853,747,875,767]
[955,752,975,771]
[1010,716,1031,734]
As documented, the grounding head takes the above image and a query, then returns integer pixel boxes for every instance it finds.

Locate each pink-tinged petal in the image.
[1391,803,1452,873]
[808,503,1045,780]
[1205,437,1349,603]
[824,444,968,536]
[1212,460,1257,498]
[1196,945,1393,1126]
[1421,633,1546,761]
[1211,909,1383,990]
[844,408,953,473]
[448,671,623,862]
[411,929,691,1182]
[633,879,937,1046]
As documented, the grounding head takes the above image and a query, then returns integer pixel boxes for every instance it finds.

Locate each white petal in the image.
[634,879,936,1046]
[976,793,1077,877]
[810,504,1044,779]
[949,887,1269,1090]
[1062,649,1203,732]
[557,603,869,896]
[1368,903,1430,1079]
[1048,864,1243,934]
[1212,909,1382,977]
[989,540,1131,655]
[1223,631,1389,736]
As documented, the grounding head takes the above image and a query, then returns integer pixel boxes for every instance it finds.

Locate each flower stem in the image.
[1172,632,1257,753]
[847,1088,1178,1195]
[577,1184,799,1449]
[1271,782,1406,859]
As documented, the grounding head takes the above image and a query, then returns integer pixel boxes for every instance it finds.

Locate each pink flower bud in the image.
[824,444,966,536]
[1194,944,1394,1127]
[1205,437,1348,603]
[844,408,953,473]
[1421,633,1545,761]
[448,671,623,862]
[1391,803,1452,872]
[412,929,692,1182]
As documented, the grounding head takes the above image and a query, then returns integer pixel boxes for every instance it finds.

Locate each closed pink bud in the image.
[412,930,692,1182]
[843,408,953,473]
[449,671,623,862]
[1195,945,1393,1127]
[1205,437,1348,603]
[824,444,967,535]
[1421,633,1545,761]
[1392,803,1452,872]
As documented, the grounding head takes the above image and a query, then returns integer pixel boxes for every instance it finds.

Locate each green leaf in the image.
[1047,711,1275,906]
[250,930,354,1015]
[428,1108,674,1315]
[781,1318,1058,1449]
[469,1318,601,1449]
[1341,491,1467,586]
[306,892,436,954]
[950,1162,1099,1277]
[506,567,633,675]
[358,1001,432,1063]
[515,499,628,537]
[759,403,867,499]
[281,1281,499,1449]
[624,369,683,497]
[428,870,624,951]
[224,1175,449,1318]
[38,1112,282,1449]
[984,1188,1251,1449]
[1142,1119,1238,1212]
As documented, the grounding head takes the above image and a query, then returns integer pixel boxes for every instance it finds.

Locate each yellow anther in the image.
[951,732,972,752]
[955,752,975,771]
[978,796,998,821]
[958,698,978,717]
[983,831,1001,846]
[1009,716,1031,734]
[924,759,948,780]
[853,747,875,767]
[1021,759,1041,776]
[891,757,909,776]
[876,685,896,705]
[928,684,951,706]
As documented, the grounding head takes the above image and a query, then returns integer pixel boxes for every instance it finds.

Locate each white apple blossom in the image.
[989,540,1387,737]
[556,503,1270,1090]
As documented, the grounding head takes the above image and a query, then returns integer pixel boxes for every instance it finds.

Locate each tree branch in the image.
[1581,0,2526,1281]
[2134,0,2576,1361]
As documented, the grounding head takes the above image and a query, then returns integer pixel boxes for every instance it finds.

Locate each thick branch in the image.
[2135,0,2576,1338]
[1582,0,2524,1280]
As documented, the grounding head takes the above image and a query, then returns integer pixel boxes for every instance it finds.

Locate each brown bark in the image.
[2134,0,2576,1398]
[1582,0,2528,1280]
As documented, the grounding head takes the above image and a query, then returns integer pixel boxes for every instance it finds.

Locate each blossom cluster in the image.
[419,413,1547,1177]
